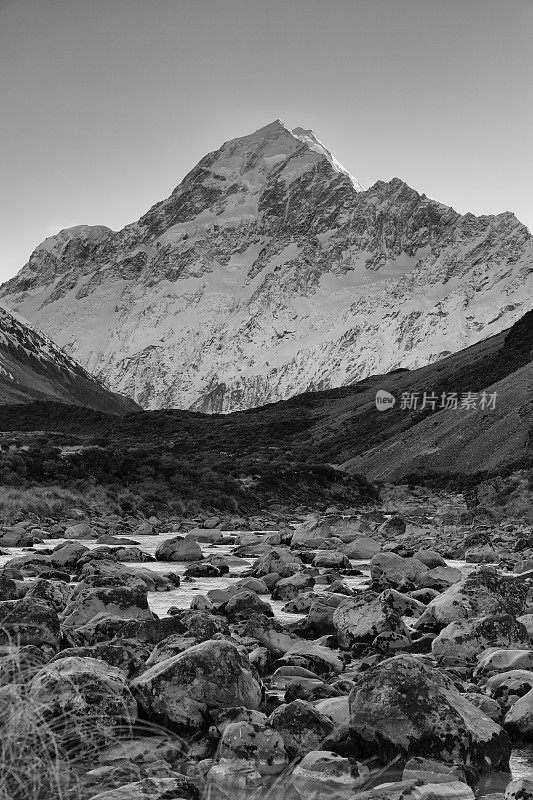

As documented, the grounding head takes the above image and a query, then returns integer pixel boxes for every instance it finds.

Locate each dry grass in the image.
[0,485,109,522]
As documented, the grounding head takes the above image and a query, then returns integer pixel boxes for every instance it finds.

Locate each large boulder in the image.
[333,591,411,650]
[420,566,462,591]
[49,540,89,570]
[154,536,203,562]
[24,578,71,613]
[28,656,137,746]
[185,527,223,544]
[504,689,533,738]
[252,549,301,578]
[414,550,447,569]
[268,699,335,758]
[131,640,263,731]
[415,568,527,630]
[348,654,511,772]
[60,584,154,629]
[0,597,61,653]
[290,527,327,550]
[475,649,533,676]
[64,522,98,540]
[432,615,530,665]
[224,590,274,619]
[370,553,428,589]
[343,536,381,560]
[271,573,315,601]
[290,750,356,796]
[313,550,350,569]
[239,613,297,655]
[2,553,54,577]
[216,718,287,775]
[278,640,344,676]
[50,643,144,678]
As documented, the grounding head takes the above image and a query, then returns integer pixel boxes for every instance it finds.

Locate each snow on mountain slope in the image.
[0,303,138,413]
[2,119,532,412]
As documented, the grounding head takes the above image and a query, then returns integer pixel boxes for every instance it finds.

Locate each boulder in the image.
[179,609,230,641]
[314,696,350,732]
[50,643,144,678]
[350,779,474,800]
[131,640,262,732]
[49,541,89,570]
[2,553,53,577]
[271,573,315,601]
[268,699,335,758]
[475,649,533,676]
[333,591,411,650]
[154,536,203,562]
[60,584,154,629]
[124,566,179,593]
[0,574,18,601]
[414,550,447,569]
[343,536,381,560]
[465,545,498,564]
[236,577,269,595]
[252,549,300,578]
[24,578,71,612]
[278,640,343,676]
[313,550,350,569]
[306,599,337,636]
[415,568,527,630]
[28,656,137,746]
[0,597,61,653]
[370,553,428,589]
[216,719,287,775]
[432,615,530,664]
[402,757,467,784]
[239,613,297,655]
[420,566,462,591]
[224,590,274,619]
[290,750,356,796]
[290,528,327,550]
[504,688,533,738]
[466,694,502,720]
[282,591,321,614]
[518,614,533,640]
[348,653,511,772]
[64,522,98,540]
[503,779,533,800]
[206,762,262,792]
[185,527,223,544]
[486,669,533,702]
[0,530,42,547]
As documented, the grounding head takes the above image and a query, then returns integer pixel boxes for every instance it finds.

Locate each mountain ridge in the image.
[0,302,138,414]
[2,119,532,412]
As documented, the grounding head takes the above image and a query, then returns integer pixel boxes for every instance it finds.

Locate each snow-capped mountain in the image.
[0,303,138,413]
[2,119,532,412]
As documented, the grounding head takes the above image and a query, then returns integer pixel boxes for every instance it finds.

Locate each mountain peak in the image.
[252,118,288,135]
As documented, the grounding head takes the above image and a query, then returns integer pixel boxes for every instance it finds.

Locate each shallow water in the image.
[2,535,532,790]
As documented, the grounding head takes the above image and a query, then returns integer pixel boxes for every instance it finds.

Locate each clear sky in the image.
[1,0,532,281]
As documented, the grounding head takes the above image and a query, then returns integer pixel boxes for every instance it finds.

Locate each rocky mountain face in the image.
[0,303,138,413]
[2,119,532,412]
[2,307,533,482]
